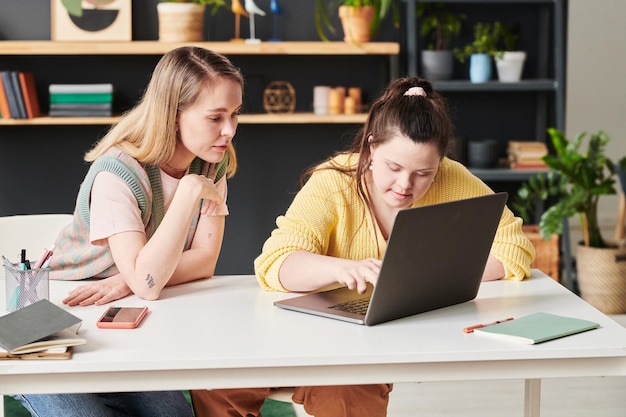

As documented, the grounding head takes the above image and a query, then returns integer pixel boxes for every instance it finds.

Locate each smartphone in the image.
[96,306,149,329]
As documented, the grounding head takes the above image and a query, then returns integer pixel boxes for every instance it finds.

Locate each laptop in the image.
[274,192,508,326]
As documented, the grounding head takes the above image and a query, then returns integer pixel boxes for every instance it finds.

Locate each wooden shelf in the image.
[0,113,367,126]
[0,41,400,56]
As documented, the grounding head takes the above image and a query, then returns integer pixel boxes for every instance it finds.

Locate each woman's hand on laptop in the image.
[279,252,381,293]
[337,258,382,294]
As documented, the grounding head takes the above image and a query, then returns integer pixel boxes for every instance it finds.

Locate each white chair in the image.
[0,213,72,265]
[1,213,73,417]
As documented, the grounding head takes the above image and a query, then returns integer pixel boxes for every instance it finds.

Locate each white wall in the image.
[566,0,626,245]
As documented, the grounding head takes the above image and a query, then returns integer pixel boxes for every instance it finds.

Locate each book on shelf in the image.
[507,140,548,170]
[50,92,113,104]
[18,71,41,118]
[0,299,86,360]
[49,83,114,94]
[1,70,24,118]
[49,108,113,117]
[473,312,600,344]
[0,73,12,118]
[9,71,27,118]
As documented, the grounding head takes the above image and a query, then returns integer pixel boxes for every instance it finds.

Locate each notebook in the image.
[473,312,600,344]
[274,192,508,326]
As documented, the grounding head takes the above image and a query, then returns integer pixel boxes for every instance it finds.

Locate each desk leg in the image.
[524,379,541,417]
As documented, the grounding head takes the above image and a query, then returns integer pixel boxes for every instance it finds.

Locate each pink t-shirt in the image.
[90,169,228,245]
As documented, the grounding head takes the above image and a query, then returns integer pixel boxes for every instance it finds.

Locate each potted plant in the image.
[416,3,465,81]
[453,22,499,83]
[156,0,228,42]
[492,22,526,82]
[314,0,399,44]
[514,128,626,313]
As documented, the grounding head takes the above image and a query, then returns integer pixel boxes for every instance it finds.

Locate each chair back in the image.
[0,214,72,264]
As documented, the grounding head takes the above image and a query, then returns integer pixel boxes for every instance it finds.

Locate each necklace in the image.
[162,162,189,178]
[164,162,188,173]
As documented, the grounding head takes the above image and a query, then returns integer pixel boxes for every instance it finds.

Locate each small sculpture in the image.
[244,0,266,44]
[269,0,284,42]
[230,0,249,42]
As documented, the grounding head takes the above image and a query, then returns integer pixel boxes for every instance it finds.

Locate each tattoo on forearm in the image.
[145,274,155,288]
[208,232,212,239]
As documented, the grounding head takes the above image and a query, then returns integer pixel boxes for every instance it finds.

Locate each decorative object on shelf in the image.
[268,0,284,42]
[230,0,249,42]
[313,86,331,115]
[328,86,345,114]
[263,81,295,114]
[514,128,626,314]
[467,139,499,169]
[48,83,113,117]
[415,3,464,81]
[454,22,499,83]
[507,141,548,170]
[314,0,398,44]
[493,23,526,82]
[244,0,266,44]
[52,0,132,41]
[156,0,227,42]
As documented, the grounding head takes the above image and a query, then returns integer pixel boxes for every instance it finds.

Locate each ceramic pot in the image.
[468,140,499,168]
[495,51,527,82]
[469,53,491,83]
[421,50,454,81]
[338,5,374,44]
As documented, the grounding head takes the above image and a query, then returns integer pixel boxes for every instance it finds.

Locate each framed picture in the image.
[51,0,132,41]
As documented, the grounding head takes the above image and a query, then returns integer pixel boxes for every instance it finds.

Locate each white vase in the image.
[495,51,527,82]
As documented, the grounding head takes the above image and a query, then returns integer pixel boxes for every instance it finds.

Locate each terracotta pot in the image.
[338,5,374,44]
[576,243,626,314]
[157,2,206,42]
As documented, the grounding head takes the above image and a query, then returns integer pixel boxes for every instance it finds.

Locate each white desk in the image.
[2,270,626,417]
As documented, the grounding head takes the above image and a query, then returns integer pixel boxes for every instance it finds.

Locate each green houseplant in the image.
[491,22,527,82]
[514,128,626,313]
[314,0,399,43]
[453,21,499,82]
[416,3,465,80]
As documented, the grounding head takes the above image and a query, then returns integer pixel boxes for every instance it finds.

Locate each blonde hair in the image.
[85,47,243,178]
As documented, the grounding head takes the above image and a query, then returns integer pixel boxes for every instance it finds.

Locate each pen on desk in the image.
[19,249,27,270]
[464,317,514,333]
[41,250,54,269]
[33,245,55,269]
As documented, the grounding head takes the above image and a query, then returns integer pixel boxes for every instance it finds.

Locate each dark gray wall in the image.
[0,1,562,274]
[0,0,399,275]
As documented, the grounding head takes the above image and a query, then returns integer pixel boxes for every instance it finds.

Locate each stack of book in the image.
[49,83,113,117]
[507,141,549,169]
[0,70,41,119]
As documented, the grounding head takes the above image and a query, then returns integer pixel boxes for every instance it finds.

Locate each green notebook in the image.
[474,312,600,344]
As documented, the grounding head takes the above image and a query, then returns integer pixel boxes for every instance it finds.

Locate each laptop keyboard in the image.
[329,298,370,315]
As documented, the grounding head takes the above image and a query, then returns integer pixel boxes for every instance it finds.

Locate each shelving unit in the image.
[0,41,397,126]
[403,0,571,288]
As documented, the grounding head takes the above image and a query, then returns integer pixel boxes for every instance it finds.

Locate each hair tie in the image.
[404,86,426,97]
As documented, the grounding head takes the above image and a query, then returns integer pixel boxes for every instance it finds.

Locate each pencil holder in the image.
[4,261,49,313]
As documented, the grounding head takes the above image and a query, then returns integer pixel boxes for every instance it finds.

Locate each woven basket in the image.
[523,225,560,281]
[576,243,626,314]
[157,3,205,42]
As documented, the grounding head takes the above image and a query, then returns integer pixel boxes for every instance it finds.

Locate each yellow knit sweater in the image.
[254,154,535,292]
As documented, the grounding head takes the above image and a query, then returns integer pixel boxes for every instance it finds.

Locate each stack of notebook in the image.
[49,83,113,117]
